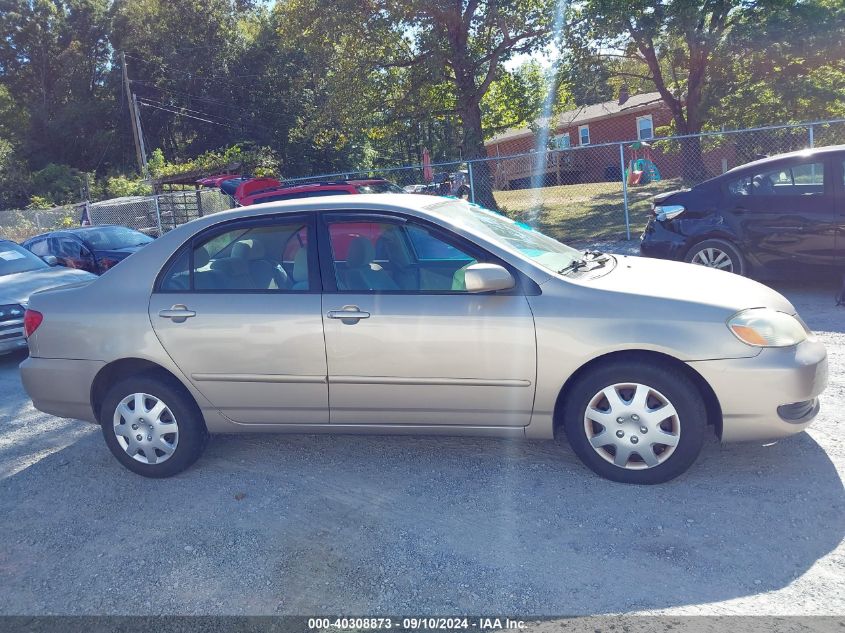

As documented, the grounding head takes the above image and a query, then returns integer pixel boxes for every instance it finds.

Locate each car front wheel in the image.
[685,238,746,275]
[100,375,207,478]
[562,361,707,484]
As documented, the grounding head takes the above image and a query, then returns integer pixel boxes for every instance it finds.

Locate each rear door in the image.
[148,214,329,425]
[724,157,836,272]
[836,156,845,265]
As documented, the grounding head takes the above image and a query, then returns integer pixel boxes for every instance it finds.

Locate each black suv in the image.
[640,145,844,277]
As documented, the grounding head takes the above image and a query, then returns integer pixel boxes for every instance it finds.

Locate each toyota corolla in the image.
[19,195,828,483]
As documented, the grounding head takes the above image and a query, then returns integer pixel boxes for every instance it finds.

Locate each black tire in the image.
[684,238,746,276]
[99,375,208,478]
[561,360,707,484]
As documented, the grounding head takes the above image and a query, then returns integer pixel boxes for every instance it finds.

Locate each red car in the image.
[239,179,403,206]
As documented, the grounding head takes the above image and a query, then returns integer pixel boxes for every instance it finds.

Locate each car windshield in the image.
[0,241,48,276]
[426,200,585,272]
[356,182,404,194]
[75,226,153,250]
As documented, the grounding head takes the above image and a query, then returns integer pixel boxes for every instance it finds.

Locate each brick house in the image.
[484,88,733,188]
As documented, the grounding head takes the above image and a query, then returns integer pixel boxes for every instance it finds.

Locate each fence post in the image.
[153,194,163,237]
[619,142,631,240]
[467,161,476,204]
[808,124,814,148]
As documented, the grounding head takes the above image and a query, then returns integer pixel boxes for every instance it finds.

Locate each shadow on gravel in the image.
[1,422,842,615]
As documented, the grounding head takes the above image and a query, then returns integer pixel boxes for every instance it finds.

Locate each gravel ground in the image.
[0,277,842,617]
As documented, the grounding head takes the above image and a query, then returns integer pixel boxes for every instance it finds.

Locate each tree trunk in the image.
[458,99,498,210]
[679,133,707,183]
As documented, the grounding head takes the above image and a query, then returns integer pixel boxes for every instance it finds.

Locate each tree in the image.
[568,0,745,180]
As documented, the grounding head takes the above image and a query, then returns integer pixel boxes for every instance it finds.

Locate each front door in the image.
[725,157,837,273]
[148,215,328,425]
[319,212,537,427]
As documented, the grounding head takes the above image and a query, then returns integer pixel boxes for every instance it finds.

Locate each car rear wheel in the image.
[562,361,707,484]
[100,375,207,478]
[685,239,746,275]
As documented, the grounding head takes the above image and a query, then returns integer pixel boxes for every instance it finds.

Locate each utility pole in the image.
[132,93,148,175]
[121,51,145,174]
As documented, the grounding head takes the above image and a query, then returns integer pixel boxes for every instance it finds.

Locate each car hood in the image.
[587,255,795,315]
[0,267,97,306]
[652,188,690,205]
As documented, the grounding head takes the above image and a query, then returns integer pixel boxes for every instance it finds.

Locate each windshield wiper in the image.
[558,259,589,274]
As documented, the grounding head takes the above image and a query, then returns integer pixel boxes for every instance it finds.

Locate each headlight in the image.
[727,308,808,347]
[654,204,685,221]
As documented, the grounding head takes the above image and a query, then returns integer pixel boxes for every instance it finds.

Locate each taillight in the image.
[24,309,43,337]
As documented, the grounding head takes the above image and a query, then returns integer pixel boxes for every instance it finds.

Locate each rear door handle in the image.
[327,305,370,323]
[158,304,196,323]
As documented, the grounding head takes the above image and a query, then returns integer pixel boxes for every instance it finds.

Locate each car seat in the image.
[193,246,227,290]
[241,239,290,289]
[290,247,309,290]
[343,237,398,291]
[375,233,417,290]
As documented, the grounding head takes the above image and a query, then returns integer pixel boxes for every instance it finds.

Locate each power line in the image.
[137,100,241,129]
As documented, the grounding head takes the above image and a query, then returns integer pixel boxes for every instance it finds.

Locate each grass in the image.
[494,178,684,243]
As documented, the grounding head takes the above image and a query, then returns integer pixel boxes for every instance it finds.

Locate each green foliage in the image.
[147,144,280,179]
[482,62,552,137]
[30,163,84,206]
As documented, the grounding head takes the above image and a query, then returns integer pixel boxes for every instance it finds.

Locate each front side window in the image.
[727,161,825,196]
[159,219,311,292]
[326,217,478,292]
[579,125,590,145]
[637,115,654,140]
[27,238,50,257]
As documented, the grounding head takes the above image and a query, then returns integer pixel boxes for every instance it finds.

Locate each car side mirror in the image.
[464,263,515,293]
[42,255,58,266]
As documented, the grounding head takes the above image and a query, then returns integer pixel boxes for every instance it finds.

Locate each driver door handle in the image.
[327,305,370,323]
[158,305,196,323]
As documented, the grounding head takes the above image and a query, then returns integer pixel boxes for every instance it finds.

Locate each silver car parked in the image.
[20,195,828,483]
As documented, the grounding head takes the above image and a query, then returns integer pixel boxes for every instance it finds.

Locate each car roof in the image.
[212,193,455,224]
[723,144,845,176]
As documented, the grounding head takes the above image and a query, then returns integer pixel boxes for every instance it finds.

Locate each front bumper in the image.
[688,338,828,442]
[639,218,688,261]
[20,356,104,423]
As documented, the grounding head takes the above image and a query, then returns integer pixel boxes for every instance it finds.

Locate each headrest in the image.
[232,240,252,259]
[194,246,210,268]
[247,240,265,260]
[292,248,308,282]
[346,236,374,267]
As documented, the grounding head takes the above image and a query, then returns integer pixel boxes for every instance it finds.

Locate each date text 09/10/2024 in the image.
[306,617,527,630]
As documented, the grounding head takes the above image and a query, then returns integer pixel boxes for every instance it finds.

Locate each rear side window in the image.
[728,161,825,196]
[158,219,312,292]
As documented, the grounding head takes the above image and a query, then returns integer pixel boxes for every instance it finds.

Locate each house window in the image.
[637,115,654,140]
[553,133,570,149]
[579,125,590,145]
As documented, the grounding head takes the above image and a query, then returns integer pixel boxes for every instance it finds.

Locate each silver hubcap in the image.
[113,393,179,465]
[583,383,681,470]
[691,247,733,272]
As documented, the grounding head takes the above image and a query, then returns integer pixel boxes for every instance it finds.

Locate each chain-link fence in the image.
[281,118,845,248]
[2,119,842,246]
[0,189,235,242]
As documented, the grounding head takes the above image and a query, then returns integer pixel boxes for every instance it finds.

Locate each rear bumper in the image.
[20,356,104,423]
[640,219,688,260]
[688,338,828,442]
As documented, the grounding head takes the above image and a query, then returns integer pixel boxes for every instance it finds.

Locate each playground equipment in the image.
[626,141,661,186]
